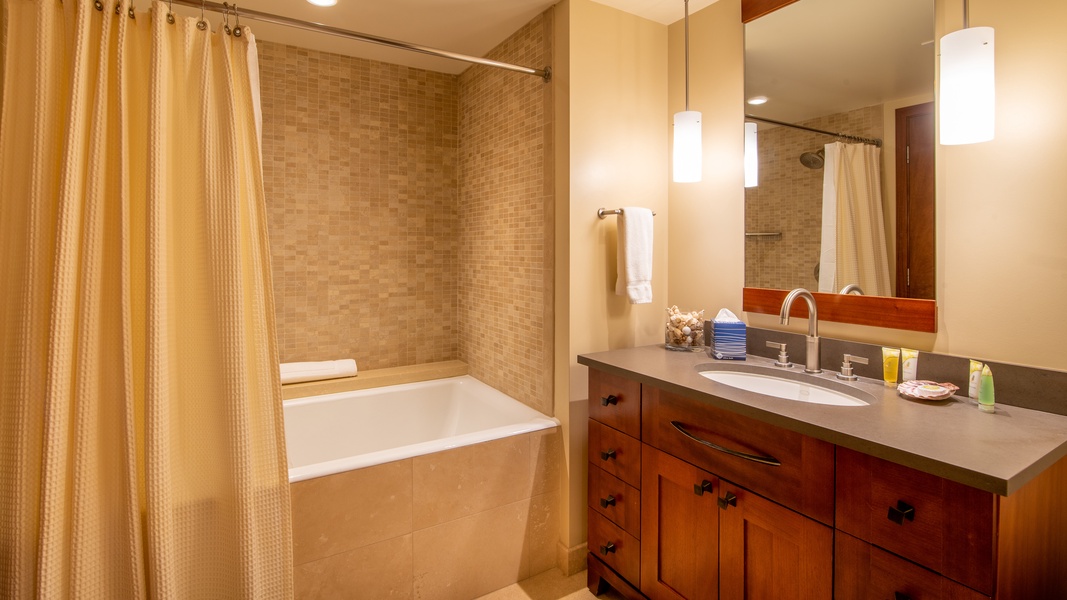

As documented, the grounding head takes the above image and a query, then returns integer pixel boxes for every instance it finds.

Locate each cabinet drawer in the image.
[589,369,641,438]
[641,385,835,524]
[589,465,640,537]
[836,448,996,596]
[589,510,641,587]
[835,531,990,600]
[589,419,641,488]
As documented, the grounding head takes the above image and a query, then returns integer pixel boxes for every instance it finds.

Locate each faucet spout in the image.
[779,288,821,373]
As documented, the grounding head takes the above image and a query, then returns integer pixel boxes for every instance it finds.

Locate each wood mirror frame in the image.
[739,0,938,333]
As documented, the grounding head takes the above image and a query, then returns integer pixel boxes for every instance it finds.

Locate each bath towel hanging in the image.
[614,207,654,304]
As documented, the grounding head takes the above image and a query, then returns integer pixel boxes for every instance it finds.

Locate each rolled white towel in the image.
[280,359,357,384]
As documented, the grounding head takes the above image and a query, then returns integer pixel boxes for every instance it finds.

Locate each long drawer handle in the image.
[894,593,911,600]
[670,421,782,467]
[887,501,916,525]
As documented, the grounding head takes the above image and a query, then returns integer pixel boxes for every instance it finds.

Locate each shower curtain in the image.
[0,1,292,598]
[817,142,892,296]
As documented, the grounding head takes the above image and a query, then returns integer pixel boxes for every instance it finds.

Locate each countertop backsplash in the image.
[743,326,1067,417]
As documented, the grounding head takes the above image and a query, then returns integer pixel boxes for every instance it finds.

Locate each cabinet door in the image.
[719,483,833,600]
[641,444,719,600]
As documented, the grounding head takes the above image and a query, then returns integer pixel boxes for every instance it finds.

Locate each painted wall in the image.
[676,0,1067,372]
[666,0,746,317]
[553,0,668,565]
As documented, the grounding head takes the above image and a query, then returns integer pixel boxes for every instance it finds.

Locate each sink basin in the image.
[700,370,870,407]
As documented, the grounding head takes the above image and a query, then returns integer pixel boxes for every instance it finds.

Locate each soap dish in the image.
[897,380,959,401]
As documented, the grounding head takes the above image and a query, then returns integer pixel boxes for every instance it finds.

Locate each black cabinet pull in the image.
[671,421,782,466]
[694,480,713,496]
[887,500,916,525]
[600,394,618,406]
[600,542,617,555]
[600,495,617,508]
[894,593,911,600]
[600,448,616,461]
[718,491,738,510]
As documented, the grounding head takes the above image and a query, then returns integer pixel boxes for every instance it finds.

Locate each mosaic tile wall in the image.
[457,12,553,415]
[259,42,460,369]
[745,105,883,291]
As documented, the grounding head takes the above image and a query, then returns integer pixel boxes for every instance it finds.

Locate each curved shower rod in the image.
[169,0,552,81]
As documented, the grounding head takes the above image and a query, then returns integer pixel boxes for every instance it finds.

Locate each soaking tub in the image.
[283,375,560,482]
[285,375,563,599]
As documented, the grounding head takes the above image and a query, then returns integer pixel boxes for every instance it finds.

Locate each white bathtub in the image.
[283,375,560,482]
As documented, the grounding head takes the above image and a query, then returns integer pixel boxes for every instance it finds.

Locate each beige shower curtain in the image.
[0,1,292,598]
[818,142,892,296]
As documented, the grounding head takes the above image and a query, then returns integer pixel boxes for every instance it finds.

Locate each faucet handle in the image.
[837,353,869,381]
[766,341,792,368]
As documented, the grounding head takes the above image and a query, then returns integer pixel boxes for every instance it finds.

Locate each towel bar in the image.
[597,208,657,219]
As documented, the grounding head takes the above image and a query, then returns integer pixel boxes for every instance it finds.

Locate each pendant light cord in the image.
[963,0,970,28]
[684,0,690,111]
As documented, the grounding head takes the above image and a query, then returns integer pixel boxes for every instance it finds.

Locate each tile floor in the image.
[476,569,626,600]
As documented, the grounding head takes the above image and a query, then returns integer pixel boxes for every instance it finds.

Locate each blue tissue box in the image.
[705,319,747,360]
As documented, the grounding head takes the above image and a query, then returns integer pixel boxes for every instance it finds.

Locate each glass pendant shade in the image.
[939,26,995,145]
[744,122,758,188]
[673,110,702,183]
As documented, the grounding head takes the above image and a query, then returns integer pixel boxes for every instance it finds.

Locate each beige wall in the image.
[553,0,668,560]
[677,0,1067,371]
[667,0,746,316]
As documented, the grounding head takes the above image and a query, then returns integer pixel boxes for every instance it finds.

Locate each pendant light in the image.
[939,0,994,144]
[673,0,702,183]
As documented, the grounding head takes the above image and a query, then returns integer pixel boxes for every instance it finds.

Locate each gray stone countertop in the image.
[578,345,1067,496]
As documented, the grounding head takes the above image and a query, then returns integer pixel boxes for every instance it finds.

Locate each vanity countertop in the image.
[578,345,1067,496]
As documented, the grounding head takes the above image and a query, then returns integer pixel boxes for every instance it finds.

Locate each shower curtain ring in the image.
[232,4,243,37]
[197,0,208,30]
[167,0,175,23]
[128,0,136,19]
[222,2,232,35]
[94,0,103,10]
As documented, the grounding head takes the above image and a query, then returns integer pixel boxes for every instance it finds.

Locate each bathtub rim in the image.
[284,375,560,483]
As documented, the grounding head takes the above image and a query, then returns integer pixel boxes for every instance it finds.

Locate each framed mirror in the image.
[741,0,938,332]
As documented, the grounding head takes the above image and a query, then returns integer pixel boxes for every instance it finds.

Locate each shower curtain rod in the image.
[169,0,551,81]
[745,114,882,147]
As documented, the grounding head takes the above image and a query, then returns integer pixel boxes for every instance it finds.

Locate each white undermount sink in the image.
[700,370,870,407]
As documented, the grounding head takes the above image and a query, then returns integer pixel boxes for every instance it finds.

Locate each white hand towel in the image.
[614,207,654,304]
[280,359,358,384]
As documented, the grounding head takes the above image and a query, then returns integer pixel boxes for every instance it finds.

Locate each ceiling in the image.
[171,0,716,75]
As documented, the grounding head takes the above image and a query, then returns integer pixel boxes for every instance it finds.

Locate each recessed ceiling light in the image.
[747,96,768,105]
[307,0,337,6]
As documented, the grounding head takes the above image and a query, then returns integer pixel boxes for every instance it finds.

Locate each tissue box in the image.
[704,319,747,360]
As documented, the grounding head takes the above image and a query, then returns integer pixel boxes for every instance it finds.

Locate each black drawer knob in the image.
[887,500,916,525]
[600,495,617,508]
[600,394,619,406]
[694,480,713,496]
[717,491,738,510]
[895,593,911,600]
[600,542,617,555]
[600,448,616,461]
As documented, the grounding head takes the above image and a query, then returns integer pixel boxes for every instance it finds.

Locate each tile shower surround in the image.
[260,10,552,414]
[745,105,884,292]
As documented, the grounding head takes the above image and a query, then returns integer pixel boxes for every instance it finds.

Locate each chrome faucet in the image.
[839,283,864,295]
[779,288,821,373]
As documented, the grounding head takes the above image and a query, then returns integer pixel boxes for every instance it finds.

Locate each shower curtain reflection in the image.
[0,1,291,597]
[818,142,892,296]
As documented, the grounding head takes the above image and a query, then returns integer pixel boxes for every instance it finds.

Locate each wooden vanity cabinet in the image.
[588,369,833,600]
[587,367,1067,600]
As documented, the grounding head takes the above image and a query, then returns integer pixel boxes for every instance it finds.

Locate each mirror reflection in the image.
[744,0,935,299]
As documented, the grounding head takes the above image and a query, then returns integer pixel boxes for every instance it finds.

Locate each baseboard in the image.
[557,540,588,576]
